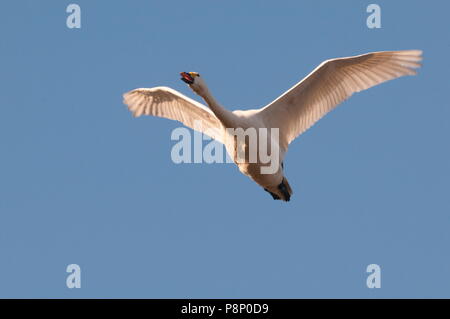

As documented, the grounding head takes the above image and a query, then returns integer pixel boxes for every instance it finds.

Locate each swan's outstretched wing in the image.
[258,50,422,148]
[123,86,223,143]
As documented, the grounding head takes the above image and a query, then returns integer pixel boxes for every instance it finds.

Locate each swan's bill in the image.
[180,72,200,85]
[180,72,195,84]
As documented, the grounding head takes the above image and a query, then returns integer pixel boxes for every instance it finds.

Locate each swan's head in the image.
[180,72,207,95]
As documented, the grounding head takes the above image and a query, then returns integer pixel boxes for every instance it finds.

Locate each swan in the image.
[123,50,422,202]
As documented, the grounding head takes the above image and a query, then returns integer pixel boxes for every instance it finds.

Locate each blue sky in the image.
[0,0,449,298]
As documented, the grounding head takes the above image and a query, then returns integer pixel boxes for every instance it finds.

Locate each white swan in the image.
[123,50,422,201]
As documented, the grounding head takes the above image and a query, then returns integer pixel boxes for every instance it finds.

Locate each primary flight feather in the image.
[123,50,422,201]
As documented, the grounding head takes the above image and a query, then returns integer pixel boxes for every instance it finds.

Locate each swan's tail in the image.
[263,177,293,202]
[279,177,293,202]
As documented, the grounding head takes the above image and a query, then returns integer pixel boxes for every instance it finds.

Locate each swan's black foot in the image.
[264,188,281,200]
[278,181,291,202]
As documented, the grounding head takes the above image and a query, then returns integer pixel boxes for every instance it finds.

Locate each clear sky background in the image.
[0,0,449,298]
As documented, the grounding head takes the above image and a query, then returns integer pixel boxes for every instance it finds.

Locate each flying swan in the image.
[123,50,422,201]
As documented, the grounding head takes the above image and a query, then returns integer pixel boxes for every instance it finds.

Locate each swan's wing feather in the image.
[123,86,223,143]
[259,50,422,148]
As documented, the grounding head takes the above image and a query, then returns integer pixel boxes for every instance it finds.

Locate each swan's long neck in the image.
[200,87,237,128]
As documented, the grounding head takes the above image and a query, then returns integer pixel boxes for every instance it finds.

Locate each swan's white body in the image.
[123,50,422,201]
